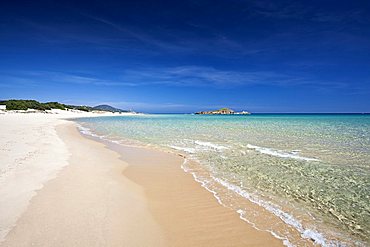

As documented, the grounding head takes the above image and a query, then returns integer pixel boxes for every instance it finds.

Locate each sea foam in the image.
[168,140,228,154]
[246,144,319,161]
[181,159,299,247]
[168,145,197,154]
[212,177,334,247]
[194,140,229,150]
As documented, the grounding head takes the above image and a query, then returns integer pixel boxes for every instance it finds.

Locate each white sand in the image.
[1,121,164,247]
[0,110,133,242]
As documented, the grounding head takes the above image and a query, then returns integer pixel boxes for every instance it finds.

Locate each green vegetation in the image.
[218,107,233,112]
[67,105,93,112]
[93,104,128,113]
[44,102,67,110]
[195,107,234,115]
[0,99,71,111]
[0,99,128,113]
[0,100,53,111]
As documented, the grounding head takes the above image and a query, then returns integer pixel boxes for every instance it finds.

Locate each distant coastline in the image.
[0,99,132,113]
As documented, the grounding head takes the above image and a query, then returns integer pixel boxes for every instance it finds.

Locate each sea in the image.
[75,114,370,246]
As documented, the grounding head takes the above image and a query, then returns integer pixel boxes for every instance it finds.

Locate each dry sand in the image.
[0,110,133,242]
[1,122,165,247]
[0,111,284,246]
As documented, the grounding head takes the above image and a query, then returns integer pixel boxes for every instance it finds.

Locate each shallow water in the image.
[76,114,370,246]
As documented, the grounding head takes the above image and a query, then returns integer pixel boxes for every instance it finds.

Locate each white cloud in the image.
[0,66,347,89]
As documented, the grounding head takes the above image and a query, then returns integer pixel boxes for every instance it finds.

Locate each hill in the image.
[92,105,128,113]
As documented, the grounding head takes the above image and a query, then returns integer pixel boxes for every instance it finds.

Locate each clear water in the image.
[76,114,370,246]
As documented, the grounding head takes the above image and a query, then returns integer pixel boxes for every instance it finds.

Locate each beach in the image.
[2,0,370,245]
[0,111,283,246]
[74,114,370,246]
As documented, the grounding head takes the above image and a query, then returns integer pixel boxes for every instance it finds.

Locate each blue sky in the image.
[1,0,370,113]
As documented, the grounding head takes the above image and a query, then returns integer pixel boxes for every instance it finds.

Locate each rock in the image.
[195,107,250,115]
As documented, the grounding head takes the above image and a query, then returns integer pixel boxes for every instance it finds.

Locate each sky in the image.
[1,0,370,113]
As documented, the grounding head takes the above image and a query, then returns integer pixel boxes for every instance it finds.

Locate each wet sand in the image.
[116,144,283,246]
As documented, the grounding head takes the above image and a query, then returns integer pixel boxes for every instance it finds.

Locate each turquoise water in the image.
[76,114,370,246]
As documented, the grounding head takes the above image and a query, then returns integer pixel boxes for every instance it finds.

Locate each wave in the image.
[246,144,319,161]
[77,125,102,138]
[212,177,337,246]
[180,158,341,246]
[168,140,228,154]
[77,124,123,145]
[194,140,229,150]
[168,145,197,154]
[180,159,295,246]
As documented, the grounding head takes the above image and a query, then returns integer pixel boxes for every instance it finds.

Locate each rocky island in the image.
[195,107,250,115]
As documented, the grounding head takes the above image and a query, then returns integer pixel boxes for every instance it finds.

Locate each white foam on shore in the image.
[77,125,102,139]
[246,144,319,161]
[180,157,342,247]
[180,159,228,210]
[194,141,229,150]
[212,177,337,247]
[168,140,228,154]
[76,123,337,246]
[78,124,130,147]
[169,145,197,154]
[236,208,295,247]
[180,159,297,246]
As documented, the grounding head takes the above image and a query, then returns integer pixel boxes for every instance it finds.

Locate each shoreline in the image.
[97,133,284,246]
[74,119,322,246]
[0,112,284,246]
